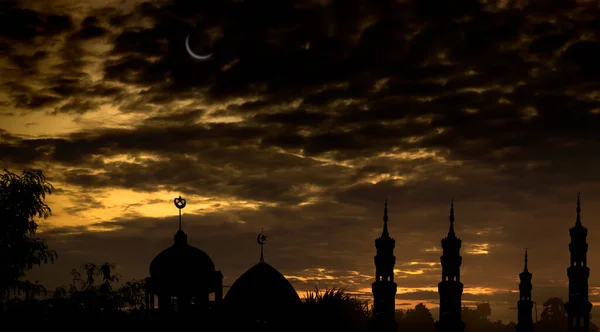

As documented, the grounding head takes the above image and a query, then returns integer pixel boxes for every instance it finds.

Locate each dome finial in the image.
[174,195,187,231]
[257,229,267,263]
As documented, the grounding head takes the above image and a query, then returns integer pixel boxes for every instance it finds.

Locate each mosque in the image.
[143,196,301,331]
[143,194,592,332]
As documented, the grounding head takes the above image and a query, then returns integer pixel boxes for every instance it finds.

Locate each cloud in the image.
[0,1,73,41]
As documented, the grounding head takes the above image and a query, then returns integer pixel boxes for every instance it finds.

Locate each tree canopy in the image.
[0,169,57,314]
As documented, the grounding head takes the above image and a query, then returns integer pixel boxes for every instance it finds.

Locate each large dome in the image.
[149,230,216,294]
[223,261,301,323]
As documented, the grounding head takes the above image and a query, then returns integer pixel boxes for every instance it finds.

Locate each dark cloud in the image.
[111,29,170,56]
[0,2,133,115]
[142,108,205,125]
[74,24,109,40]
[0,1,73,41]
[16,94,62,109]
[81,16,100,27]
[7,51,49,76]
[62,193,106,214]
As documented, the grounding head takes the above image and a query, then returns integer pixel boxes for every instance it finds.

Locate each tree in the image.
[66,262,121,313]
[536,297,567,332]
[303,287,370,332]
[540,297,566,321]
[534,297,600,332]
[15,280,47,301]
[462,303,495,332]
[399,303,435,332]
[475,302,491,320]
[0,169,57,316]
[394,309,405,324]
[118,279,146,311]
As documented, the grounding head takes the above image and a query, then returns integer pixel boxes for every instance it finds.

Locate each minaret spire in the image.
[449,198,455,236]
[524,248,528,272]
[383,197,389,237]
[576,192,582,227]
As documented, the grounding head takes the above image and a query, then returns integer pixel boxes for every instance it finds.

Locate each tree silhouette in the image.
[536,297,567,332]
[15,280,47,301]
[303,287,370,332]
[0,169,56,317]
[461,302,514,332]
[475,302,491,320]
[534,297,599,332]
[394,309,405,324]
[398,303,435,332]
[51,262,123,316]
[118,279,146,311]
[540,297,566,321]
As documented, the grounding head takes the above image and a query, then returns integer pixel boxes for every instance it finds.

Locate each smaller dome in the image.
[223,262,301,323]
[149,230,216,294]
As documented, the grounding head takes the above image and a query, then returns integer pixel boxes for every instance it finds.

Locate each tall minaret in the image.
[435,199,466,332]
[371,199,398,332]
[565,193,592,332]
[516,249,534,332]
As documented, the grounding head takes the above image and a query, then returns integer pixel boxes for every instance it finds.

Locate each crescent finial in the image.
[257,229,267,263]
[174,195,187,209]
[257,229,267,245]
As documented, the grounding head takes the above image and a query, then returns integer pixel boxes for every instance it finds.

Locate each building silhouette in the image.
[129,194,595,331]
[371,199,398,332]
[222,230,302,331]
[144,196,223,315]
[516,249,534,332]
[565,194,592,332]
[435,199,466,332]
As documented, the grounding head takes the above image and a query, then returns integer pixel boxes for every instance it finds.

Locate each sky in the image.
[2,0,600,324]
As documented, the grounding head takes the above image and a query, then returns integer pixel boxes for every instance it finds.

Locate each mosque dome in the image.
[149,229,216,294]
[223,261,302,323]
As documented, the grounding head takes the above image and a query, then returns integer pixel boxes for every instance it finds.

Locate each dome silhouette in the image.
[149,230,216,294]
[223,261,301,323]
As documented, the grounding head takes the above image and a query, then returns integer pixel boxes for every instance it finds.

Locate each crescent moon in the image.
[185,35,212,61]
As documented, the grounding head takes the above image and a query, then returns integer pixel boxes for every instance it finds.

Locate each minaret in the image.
[371,199,398,332]
[516,249,534,332]
[435,199,466,332]
[565,193,592,332]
